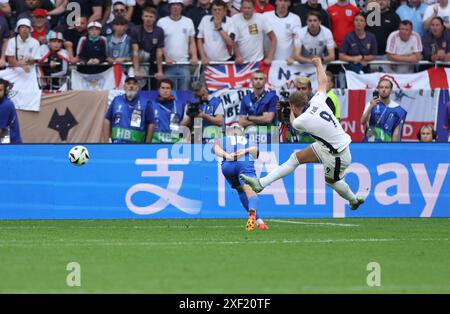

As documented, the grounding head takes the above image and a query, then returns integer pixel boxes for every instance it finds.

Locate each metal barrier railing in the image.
[26,60,450,91]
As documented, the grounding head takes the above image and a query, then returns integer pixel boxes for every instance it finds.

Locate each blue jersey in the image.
[217,135,257,189]
[105,94,155,143]
[366,103,407,142]
[0,97,22,144]
[152,98,186,143]
[199,96,222,128]
[240,90,278,121]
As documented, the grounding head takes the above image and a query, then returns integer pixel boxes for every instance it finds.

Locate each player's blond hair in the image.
[289,90,309,108]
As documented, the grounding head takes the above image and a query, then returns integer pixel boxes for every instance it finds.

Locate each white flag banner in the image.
[71,65,124,91]
[212,88,251,126]
[268,60,318,90]
[0,67,42,111]
[345,68,450,90]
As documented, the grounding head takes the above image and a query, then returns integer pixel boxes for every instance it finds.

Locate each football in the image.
[68,145,90,166]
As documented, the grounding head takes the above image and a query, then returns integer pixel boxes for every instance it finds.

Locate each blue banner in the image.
[0,144,449,219]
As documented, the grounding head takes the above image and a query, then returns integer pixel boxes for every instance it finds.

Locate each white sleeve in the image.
[325,28,335,49]
[197,17,206,39]
[422,5,434,22]
[293,114,307,133]
[309,91,328,108]
[385,32,396,54]
[32,41,41,60]
[5,37,15,57]
[187,18,195,38]
[261,14,273,34]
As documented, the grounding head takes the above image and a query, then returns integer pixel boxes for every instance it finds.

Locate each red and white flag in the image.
[345,68,450,90]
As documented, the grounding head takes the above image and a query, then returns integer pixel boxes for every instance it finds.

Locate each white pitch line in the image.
[0,238,447,248]
[267,219,360,227]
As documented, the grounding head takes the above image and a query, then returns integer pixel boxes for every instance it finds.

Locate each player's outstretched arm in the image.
[311,57,327,94]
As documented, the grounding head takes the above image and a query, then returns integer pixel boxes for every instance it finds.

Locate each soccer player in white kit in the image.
[241,57,365,210]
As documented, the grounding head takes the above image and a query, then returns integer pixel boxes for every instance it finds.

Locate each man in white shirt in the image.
[6,18,40,73]
[386,20,422,73]
[231,0,277,64]
[241,57,365,211]
[157,0,198,90]
[197,0,236,64]
[293,11,335,74]
[263,0,301,63]
[423,0,450,30]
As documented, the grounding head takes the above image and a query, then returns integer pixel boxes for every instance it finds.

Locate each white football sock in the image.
[327,179,357,203]
[260,153,300,187]
[256,218,264,225]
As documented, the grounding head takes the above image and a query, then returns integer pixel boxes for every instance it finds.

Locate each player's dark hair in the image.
[142,6,157,16]
[289,90,309,109]
[211,0,227,9]
[431,16,444,26]
[159,78,174,89]
[112,16,128,26]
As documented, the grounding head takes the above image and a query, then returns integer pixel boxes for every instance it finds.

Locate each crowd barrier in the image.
[0,143,448,220]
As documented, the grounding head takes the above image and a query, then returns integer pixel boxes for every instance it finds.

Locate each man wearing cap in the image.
[157,0,198,90]
[104,74,155,143]
[5,18,40,72]
[76,20,108,73]
[32,8,48,44]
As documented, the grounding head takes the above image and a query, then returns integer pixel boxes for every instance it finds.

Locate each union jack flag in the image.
[204,62,262,90]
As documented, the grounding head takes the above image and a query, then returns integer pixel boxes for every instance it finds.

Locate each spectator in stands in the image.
[422,16,450,61]
[32,8,48,45]
[417,124,436,142]
[339,13,377,73]
[6,18,40,72]
[102,1,135,36]
[157,0,197,90]
[155,0,170,19]
[293,11,335,72]
[45,0,68,28]
[104,74,155,143]
[396,0,428,37]
[116,0,136,21]
[0,79,22,144]
[66,0,104,24]
[365,0,401,58]
[106,16,132,65]
[361,78,407,142]
[181,79,224,142]
[0,0,10,69]
[185,0,211,31]
[131,6,164,89]
[325,70,340,120]
[386,20,423,73]
[100,0,112,25]
[255,0,275,13]
[38,31,69,90]
[423,0,450,30]
[239,70,278,141]
[16,0,53,32]
[197,0,235,65]
[264,0,302,64]
[61,15,88,62]
[232,0,276,65]
[152,78,188,143]
[291,0,331,28]
[76,21,108,73]
[327,0,360,49]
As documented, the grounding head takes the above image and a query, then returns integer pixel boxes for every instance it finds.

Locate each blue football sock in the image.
[238,190,249,211]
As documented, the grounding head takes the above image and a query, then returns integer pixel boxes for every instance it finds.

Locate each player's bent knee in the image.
[325,177,336,185]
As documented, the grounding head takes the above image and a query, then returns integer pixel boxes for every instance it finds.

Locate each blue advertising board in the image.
[0,143,449,219]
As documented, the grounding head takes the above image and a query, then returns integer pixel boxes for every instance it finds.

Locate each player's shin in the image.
[327,179,357,203]
[260,152,300,188]
[238,190,249,211]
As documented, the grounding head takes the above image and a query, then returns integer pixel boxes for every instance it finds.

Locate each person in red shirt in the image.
[254,0,275,13]
[32,8,48,45]
[327,0,359,48]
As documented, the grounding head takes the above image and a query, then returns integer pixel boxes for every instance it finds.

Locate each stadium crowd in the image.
[1,0,450,144]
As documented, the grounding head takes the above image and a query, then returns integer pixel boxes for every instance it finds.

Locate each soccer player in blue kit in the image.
[212,126,269,231]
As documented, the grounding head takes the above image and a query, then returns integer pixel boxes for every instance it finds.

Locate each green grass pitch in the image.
[0,218,449,293]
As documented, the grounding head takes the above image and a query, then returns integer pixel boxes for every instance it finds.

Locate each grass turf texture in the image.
[0,218,449,293]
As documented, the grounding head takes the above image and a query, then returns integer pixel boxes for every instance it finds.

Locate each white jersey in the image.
[157,16,195,62]
[263,11,301,61]
[423,3,450,24]
[386,30,422,73]
[197,15,235,61]
[231,13,272,62]
[293,91,351,153]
